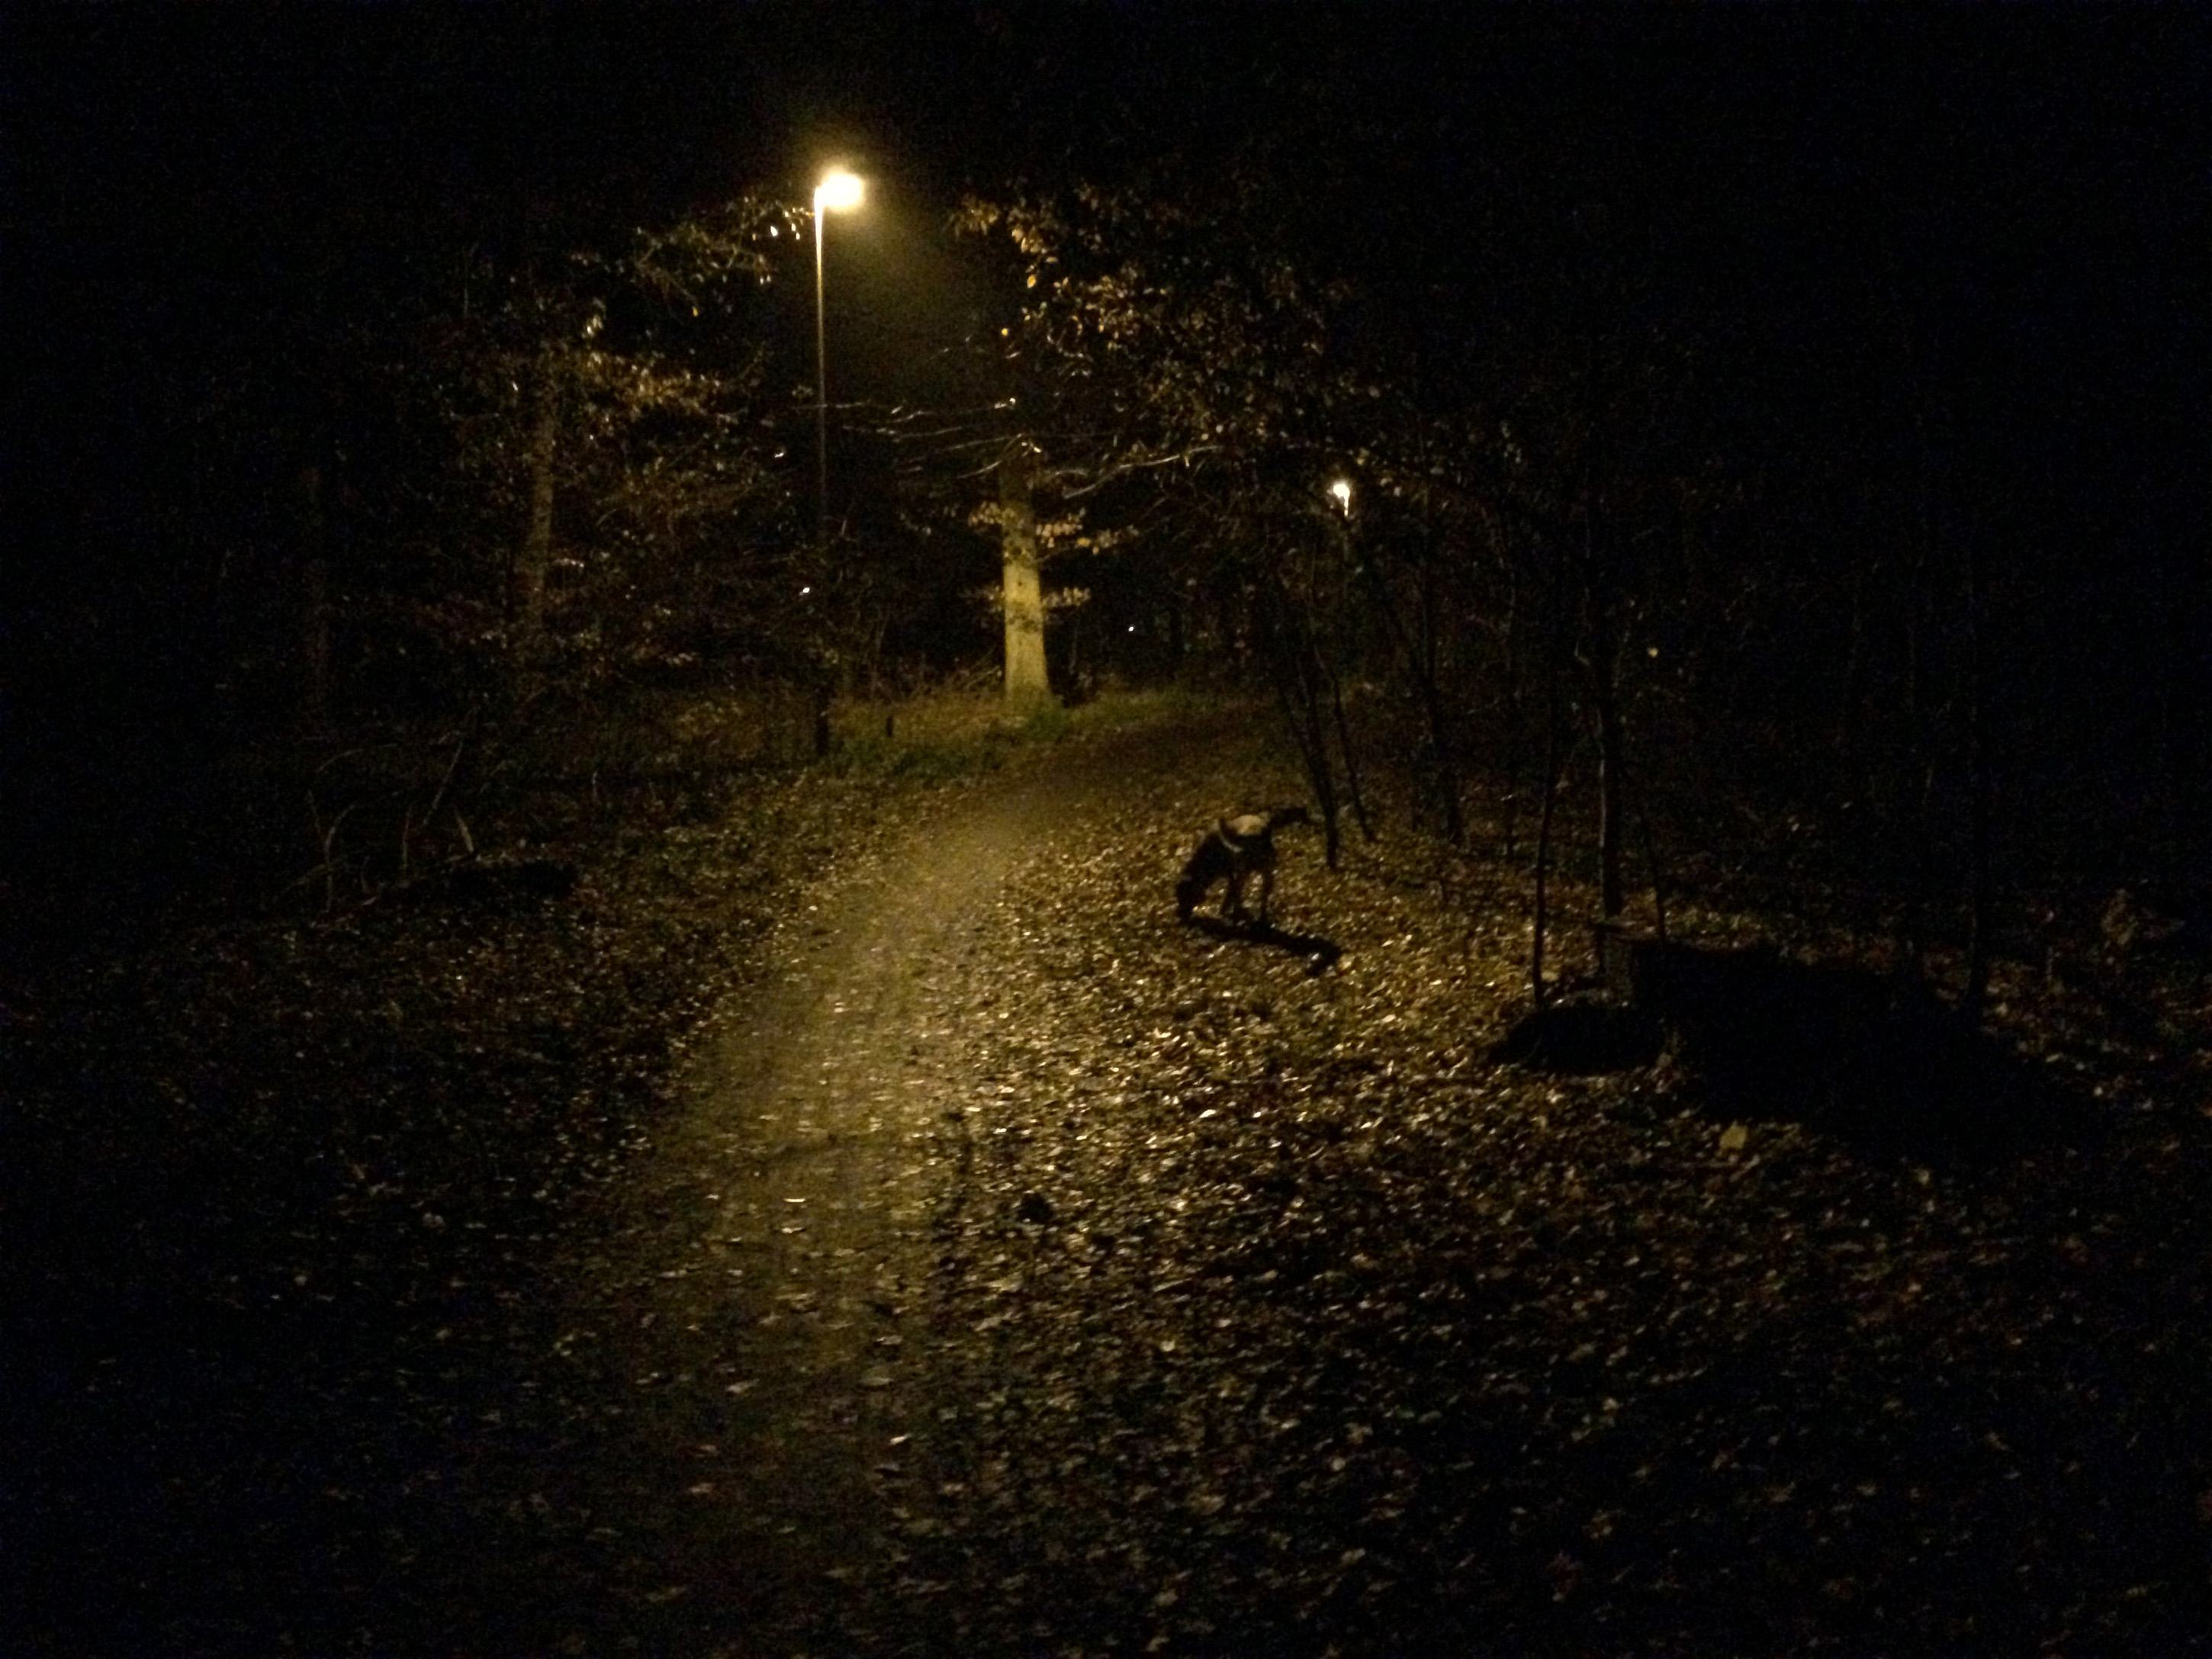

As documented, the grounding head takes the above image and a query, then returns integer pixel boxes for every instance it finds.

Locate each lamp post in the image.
[812,168,864,553]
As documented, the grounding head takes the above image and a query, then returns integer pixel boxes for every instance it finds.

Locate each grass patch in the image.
[828,685,1214,782]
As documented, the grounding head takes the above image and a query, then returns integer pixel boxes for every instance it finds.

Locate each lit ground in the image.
[8,697,2209,1655]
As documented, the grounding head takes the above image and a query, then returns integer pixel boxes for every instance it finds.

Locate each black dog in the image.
[1175,805,1311,925]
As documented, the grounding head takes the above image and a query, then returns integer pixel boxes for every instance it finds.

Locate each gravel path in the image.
[513,711,1312,1655]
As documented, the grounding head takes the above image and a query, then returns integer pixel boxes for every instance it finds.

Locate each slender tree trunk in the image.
[1638,795,1670,943]
[514,358,561,669]
[1590,596,1626,922]
[1423,679,1467,846]
[1895,439,1939,986]
[1356,550,1464,843]
[1317,513,1374,844]
[1583,496,1628,923]
[1532,654,1563,1012]
[1960,529,1992,1023]
[998,443,1051,703]
[1278,667,1342,869]
[1500,555,1526,861]
[1326,669,1373,844]
[297,461,331,733]
[1415,526,1469,846]
[1259,579,1343,867]
[812,675,834,757]
[1530,555,1568,1011]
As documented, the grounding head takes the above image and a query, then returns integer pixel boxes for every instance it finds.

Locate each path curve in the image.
[535,716,1263,1654]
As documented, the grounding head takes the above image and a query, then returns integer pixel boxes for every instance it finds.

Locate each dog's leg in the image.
[1256,865,1274,926]
[1225,867,1246,921]
[1175,839,1215,922]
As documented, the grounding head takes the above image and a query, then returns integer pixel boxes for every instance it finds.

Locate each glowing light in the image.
[814,169,864,214]
[1327,477,1353,513]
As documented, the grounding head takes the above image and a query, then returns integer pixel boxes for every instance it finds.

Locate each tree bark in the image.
[1531,652,1564,1012]
[1529,546,1569,1011]
[1581,490,1628,924]
[1590,584,1627,923]
[998,443,1051,703]
[1247,565,1348,866]
[513,357,561,667]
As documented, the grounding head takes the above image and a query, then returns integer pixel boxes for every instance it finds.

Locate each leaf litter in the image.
[7,701,2211,1657]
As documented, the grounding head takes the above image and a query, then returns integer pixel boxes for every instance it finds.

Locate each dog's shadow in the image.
[1497,943,2104,1169]
[1185,914,1343,974]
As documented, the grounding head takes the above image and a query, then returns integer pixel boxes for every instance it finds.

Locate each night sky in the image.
[15,6,2203,442]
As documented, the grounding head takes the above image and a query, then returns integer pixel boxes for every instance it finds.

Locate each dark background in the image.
[5,9,2212,1656]
[5,2,2207,924]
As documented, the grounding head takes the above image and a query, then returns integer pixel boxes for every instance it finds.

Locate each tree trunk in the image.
[1529,547,1569,1011]
[1355,545,1464,843]
[998,443,1051,703]
[1590,586,1627,923]
[1581,491,1628,924]
[1960,528,1992,1024]
[1531,652,1564,1012]
[513,358,561,667]
[1326,667,1373,846]
[1500,555,1527,861]
[297,461,331,733]
[1267,619,1342,870]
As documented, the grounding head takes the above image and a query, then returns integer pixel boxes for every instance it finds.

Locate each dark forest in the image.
[5,5,2210,1654]
[8,5,2206,942]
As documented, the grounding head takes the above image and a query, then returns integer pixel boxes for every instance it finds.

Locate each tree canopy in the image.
[6,5,2204,944]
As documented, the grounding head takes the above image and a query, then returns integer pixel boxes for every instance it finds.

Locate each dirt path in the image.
[515,715,1285,1655]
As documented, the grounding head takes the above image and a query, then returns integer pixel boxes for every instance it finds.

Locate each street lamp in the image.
[1326,477,1353,516]
[812,168,864,552]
